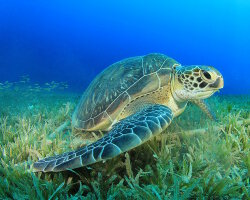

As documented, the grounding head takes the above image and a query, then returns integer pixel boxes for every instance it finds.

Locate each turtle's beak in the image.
[219,77,224,89]
[209,76,224,90]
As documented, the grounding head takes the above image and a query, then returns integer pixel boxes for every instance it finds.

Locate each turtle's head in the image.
[171,65,224,101]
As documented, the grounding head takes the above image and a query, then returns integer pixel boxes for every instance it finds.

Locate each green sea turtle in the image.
[33,53,224,172]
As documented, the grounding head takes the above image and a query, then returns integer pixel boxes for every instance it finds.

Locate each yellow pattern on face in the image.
[172,65,224,101]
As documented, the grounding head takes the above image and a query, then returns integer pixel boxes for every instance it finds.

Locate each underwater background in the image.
[0,0,249,199]
[0,0,250,93]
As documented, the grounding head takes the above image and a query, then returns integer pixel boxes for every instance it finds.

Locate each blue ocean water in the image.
[0,0,249,94]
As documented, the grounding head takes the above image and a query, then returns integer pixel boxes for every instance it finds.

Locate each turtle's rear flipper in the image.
[47,120,71,140]
[33,105,173,172]
[192,99,217,121]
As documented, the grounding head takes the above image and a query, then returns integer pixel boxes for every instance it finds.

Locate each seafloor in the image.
[0,79,249,199]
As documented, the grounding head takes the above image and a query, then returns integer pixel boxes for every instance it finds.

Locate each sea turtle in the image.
[33,53,224,172]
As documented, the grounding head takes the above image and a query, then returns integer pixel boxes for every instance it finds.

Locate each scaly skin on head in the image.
[171,65,224,102]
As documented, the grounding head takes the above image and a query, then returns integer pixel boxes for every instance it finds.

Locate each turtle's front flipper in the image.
[192,99,217,121]
[33,105,173,172]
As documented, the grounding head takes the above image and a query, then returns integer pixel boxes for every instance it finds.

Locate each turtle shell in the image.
[72,53,179,131]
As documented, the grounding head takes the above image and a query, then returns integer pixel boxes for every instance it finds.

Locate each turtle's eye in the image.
[201,70,212,82]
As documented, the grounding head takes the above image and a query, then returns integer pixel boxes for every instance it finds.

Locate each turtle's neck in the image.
[166,95,187,118]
